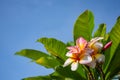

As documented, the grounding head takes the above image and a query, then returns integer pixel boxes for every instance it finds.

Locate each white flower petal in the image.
[86,60,96,68]
[89,37,104,46]
[71,61,78,71]
[90,37,104,42]
[85,48,94,55]
[95,54,105,63]
[94,42,103,50]
[79,55,92,64]
[66,52,72,57]
[63,58,73,67]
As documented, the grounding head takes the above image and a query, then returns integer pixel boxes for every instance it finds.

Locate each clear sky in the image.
[0,0,120,80]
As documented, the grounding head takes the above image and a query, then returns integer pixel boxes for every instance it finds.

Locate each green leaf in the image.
[23,76,51,80]
[76,65,87,79]
[66,41,75,46]
[107,43,120,79]
[23,72,65,80]
[55,66,86,80]
[36,56,60,68]
[50,72,65,80]
[15,49,48,60]
[16,49,60,68]
[104,16,120,79]
[37,37,67,61]
[94,23,106,37]
[73,10,94,41]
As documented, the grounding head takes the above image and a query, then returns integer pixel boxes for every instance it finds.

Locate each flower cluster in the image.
[63,37,111,71]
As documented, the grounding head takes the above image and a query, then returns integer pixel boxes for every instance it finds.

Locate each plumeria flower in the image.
[87,37,105,68]
[63,37,92,71]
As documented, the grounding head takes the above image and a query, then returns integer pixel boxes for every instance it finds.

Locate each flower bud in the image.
[102,41,112,51]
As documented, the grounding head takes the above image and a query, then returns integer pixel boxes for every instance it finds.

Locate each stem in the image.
[96,64,105,80]
[86,66,95,80]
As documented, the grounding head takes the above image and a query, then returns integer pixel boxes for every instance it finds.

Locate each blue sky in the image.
[0,0,120,80]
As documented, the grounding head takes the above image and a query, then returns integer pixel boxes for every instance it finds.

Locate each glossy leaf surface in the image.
[94,23,106,37]
[16,49,48,60]
[37,37,67,60]
[104,16,120,79]
[16,49,60,68]
[55,66,86,80]
[73,10,94,41]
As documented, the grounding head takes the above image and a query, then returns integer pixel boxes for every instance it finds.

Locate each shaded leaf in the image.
[107,43,120,79]
[55,66,86,80]
[23,72,65,80]
[73,10,94,42]
[94,23,106,37]
[22,76,51,80]
[66,41,75,46]
[37,37,67,61]
[49,72,65,80]
[104,16,120,79]
[76,65,87,79]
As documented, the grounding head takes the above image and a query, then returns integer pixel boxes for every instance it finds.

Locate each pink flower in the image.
[63,37,112,69]
[63,37,92,71]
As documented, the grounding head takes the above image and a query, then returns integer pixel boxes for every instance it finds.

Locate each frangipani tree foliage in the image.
[16,10,120,80]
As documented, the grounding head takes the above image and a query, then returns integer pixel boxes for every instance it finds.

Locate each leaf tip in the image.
[36,37,48,43]
[14,49,27,56]
[117,16,120,21]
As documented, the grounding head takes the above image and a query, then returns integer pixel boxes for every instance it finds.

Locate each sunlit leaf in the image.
[36,56,60,68]
[37,37,67,61]
[16,49,60,68]
[73,10,94,41]
[15,49,48,60]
